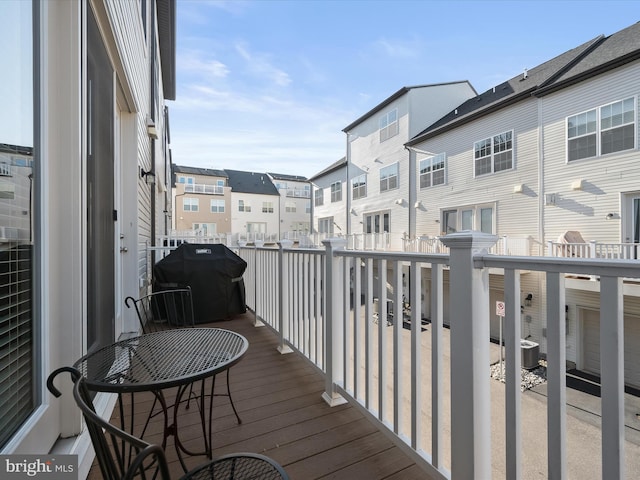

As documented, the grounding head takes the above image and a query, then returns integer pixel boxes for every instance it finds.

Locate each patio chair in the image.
[125,286,242,425]
[46,367,289,480]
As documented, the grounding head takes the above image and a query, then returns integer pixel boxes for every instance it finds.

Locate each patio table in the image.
[73,327,248,471]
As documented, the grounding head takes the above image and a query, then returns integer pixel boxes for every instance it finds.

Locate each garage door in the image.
[581,309,640,389]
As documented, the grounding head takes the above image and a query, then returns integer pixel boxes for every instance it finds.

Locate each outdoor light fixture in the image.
[525,293,533,307]
[606,213,615,220]
[140,167,156,186]
[146,117,158,139]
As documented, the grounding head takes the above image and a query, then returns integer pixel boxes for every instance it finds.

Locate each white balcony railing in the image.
[183,183,224,195]
[548,239,639,260]
[236,232,637,480]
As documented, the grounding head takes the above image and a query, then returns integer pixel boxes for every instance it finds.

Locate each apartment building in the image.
[309,157,348,237]
[0,1,176,475]
[172,165,231,235]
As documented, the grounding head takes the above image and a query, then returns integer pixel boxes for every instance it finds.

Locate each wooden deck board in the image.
[88,312,434,479]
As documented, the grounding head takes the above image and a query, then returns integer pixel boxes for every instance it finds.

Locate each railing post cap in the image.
[321,237,348,250]
[254,239,265,248]
[439,230,499,249]
[279,239,294,249]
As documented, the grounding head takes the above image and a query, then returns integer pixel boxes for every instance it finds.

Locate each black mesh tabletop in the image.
[73,328,248,393]
[181,453,289,480]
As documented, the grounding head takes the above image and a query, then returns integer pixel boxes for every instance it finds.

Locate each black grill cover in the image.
[153,243,247,323]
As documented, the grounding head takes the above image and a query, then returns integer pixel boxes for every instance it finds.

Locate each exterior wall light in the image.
[524,293,533,307]
[140,167,156,186]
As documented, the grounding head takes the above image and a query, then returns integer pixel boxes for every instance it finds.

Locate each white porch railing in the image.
[183,183,224,195]
[404,234,533,256]
[236,232,637,480]
[548,239,640,260]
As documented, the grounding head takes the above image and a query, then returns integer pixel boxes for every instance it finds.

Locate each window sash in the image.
[314,189,324,206]
[419,154,446,188]
[380,164,398,192]
[474,131,513,176]
[352,174,367,200]
[330,182,342,202]
[210,200,224,213]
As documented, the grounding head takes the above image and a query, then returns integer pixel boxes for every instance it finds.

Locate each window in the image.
[314,188,324,206]
[305,200,311,214]
[285,201,296,213]
[442,204,494,235]
[379,108,398,142]
[364,211,390,233]
[238,200,251,212]
[419,153,446,188]
[318,217,333,234]
[330,181,342,202]
[474,131,513,176]
[262,201,274,213]
[193,223,216,234]
[216,179,225,187]
[568,97,635,161]
[352,174,367,200]
[380,163,399,192]
[183,198,199,211]
[210,199,225,213]
[178,175,194,184]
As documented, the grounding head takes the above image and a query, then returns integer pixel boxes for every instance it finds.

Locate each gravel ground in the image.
[490,359,547,392]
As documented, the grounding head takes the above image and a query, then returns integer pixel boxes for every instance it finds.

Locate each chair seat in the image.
[180,453,289,480]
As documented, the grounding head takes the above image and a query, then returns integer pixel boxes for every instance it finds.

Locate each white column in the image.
[322,237,348,407]
[277,240,293,354]
[440,231,498,480]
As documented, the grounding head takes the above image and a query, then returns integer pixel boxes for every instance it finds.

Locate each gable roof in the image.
[308,157,347,182]
[267,172,308,182]
[407,34,604,145]
[225,169,280,196]
[343,81,477,132]
[535,21,640,96]
[173,164,227,177]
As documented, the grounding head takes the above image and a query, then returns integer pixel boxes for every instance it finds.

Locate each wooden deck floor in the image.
[87,312,432,479]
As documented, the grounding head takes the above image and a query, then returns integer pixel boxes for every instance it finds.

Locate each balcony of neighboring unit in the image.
[183,183,225,195]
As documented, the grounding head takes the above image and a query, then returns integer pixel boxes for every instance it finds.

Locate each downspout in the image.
[407,145,417,241]
[150,1,157,265]
[345,133,351,236]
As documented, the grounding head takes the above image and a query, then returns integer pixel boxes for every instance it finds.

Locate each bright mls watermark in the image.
[1,455,77,479]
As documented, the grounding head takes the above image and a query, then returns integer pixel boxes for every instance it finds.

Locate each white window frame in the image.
[314,188,324,206]
[419,153,446,188]
[352,174,367,200]
[238,200,251,212]
[183,197,199,212]
[379,108,399,142]
[318,217,333,234]
[210,199,225,213]
[285,201,296,213]
[441,203,495,235]
[178,175,194,184]
[379,163,399,192]
[567,97,636,162]
[330,181,342,202]
[474,130,513,177]
[262,201,274,213]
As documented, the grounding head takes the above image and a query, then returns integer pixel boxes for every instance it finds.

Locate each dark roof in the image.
[535,21,640,96]
[173,164,227,177]
[156,0,176,100]
[408,35,604,145]
[308,157,347,182]
[0,143,33,156]
[268,172,308,182]
[225,169,280,196]
[343,81,477,132]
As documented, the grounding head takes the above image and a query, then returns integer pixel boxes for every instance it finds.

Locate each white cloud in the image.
[178,52,230,79]
[373,36,423,59]
[234,42,292,87]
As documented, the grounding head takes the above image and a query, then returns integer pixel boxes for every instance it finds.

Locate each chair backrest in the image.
[125,286,195,333]
[47,367,171,480]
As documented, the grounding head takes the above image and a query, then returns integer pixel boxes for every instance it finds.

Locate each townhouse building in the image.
[342,82,477,251]
[310,21,640,388]
[0,1,176,476]
[267,172,312,240]
[309,157,348,238]
[171,165,231,236]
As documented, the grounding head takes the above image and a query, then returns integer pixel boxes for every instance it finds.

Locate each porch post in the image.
[277,240,293,354]
[440,231,498,480]
[321,237,348,407]
[253,239,265,327]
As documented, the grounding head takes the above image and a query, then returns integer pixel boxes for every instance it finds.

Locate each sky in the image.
[169,0,640,179]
